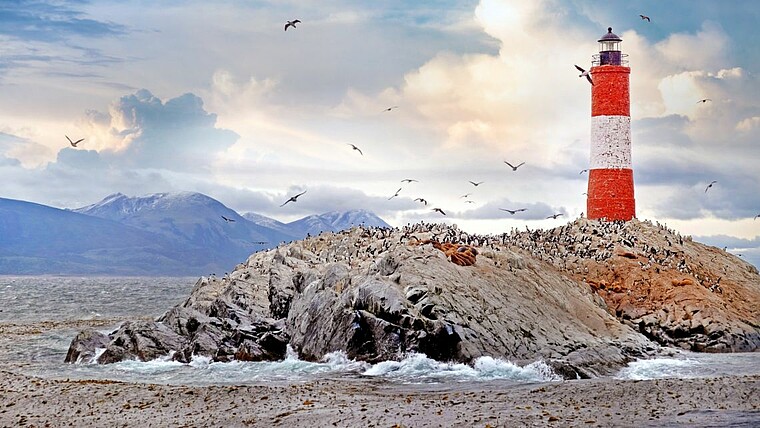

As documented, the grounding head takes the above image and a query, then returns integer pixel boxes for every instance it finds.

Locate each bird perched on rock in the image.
[347,143,363,155]
[500,208,527,215]
[504,161,525,171]
[432,208,446,215]
[66,135,84,147]
[221,215,235,223]
[280,190,307,206]
[284,20,301,31]
[705,180,717,193]
[546,213,564,219]
[639,14,651,22]
[574,65,593,85]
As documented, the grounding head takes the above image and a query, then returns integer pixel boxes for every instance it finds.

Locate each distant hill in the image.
[0,193,391,275]
[285,209,391,237]
[0,197,186,275]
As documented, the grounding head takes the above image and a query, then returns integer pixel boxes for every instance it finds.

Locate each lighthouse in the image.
[587,27,635,221]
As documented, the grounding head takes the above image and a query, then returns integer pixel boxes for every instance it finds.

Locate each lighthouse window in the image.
[600,40,619,52]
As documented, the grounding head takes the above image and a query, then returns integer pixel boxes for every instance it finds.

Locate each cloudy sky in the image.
[1,0,759,263]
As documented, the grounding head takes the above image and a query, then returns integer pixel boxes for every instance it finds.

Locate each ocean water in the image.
[1,276,758,386]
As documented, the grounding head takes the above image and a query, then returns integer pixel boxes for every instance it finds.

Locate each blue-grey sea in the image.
[1,276,759,387]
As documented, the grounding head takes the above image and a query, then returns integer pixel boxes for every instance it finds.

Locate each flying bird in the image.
[504,161,525,171]
[66,135,84,147]
[401,179,418,183]
[414,198,428,205]
[388,188,402,200]
[574,65,593,85]
[579,169,588,174]
[697,99,712,104]
[464,200,476,204]
[468,181,484,187]
[754,214,760,220]
[639,14,651,22]
[284,20,301,31]
[383,106,399,112]
[280,190,307,207]
[546,213,564,219]
[432,208,446,216]
[500,208,527,215]
[221,215,235,223]
[347,143,363,155]
[460,193,472,199]
[705,180,717,193]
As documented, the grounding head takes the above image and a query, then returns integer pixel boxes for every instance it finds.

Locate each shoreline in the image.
[1,369,758,427]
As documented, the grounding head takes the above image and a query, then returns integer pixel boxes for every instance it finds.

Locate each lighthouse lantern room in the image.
[587,27,635,221]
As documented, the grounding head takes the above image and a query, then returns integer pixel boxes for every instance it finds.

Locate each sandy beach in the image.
[0,369,757,427]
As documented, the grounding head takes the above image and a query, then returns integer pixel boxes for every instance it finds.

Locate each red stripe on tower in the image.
[587,27,635,221]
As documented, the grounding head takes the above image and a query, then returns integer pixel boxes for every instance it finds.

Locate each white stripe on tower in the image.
[590,115,631,169]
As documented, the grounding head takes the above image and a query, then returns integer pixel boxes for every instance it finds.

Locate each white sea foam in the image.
[616,357,700,380]
[363,353,561,383]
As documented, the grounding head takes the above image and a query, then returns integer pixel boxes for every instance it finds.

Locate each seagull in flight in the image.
[639,14,651,22]
[579,169,588,174]
[504,161,525,171]
[221,215,235,223]
[574,65,593,85]
[66,135,84,147]
[697,99,712,104]
[432,208,446,216]
[500,208,527,215]
[280,190,307,207]
[705,180,717,193]
[468,181,484,187]
[284,20,301,31]
[382,106,399,112]
[347,143,363,155]
[414,198,428,205]
[754,214,760,220]
[388,188,402,200]
[460,193,472,199]
[401,179,418,183]
[464,200,476,204]
[546,213,564,219]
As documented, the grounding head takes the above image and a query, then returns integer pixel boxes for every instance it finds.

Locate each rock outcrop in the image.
[502,219,760,352]
[66,219,760,378]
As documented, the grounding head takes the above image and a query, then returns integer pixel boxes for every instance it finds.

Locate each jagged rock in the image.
[64,329,109,364]
[96,321,186,364]
[65,220,760,378]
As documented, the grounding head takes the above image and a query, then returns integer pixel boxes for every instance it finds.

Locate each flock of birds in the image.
[62,12,758,226]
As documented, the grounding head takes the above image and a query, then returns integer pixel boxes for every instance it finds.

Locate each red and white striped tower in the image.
[587,27,635,221]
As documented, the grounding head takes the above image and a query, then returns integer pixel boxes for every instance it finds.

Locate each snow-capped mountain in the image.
[0,197,185,275]
[0,192,392,275]
[286,209,391,237]
[73,192,296,272]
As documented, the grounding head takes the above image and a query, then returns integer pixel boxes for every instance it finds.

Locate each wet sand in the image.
[0,369,758,427]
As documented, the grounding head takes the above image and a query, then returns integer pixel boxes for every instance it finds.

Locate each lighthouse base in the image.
[587,168,635,221]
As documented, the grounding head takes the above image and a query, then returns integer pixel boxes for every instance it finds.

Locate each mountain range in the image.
[0,192,390,275]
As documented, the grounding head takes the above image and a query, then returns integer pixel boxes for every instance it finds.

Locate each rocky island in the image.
[66,219,760,378]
